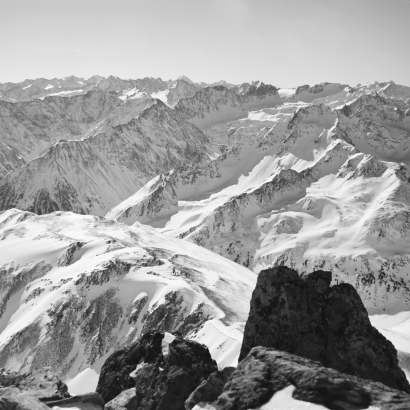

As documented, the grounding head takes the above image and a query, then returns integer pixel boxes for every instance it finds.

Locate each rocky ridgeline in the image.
[82,267,410,410]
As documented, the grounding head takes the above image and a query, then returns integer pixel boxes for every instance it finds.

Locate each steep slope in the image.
[0,209,255,383]
[0,101,210,215]
[0,142,25,179]
[0,91,125,164]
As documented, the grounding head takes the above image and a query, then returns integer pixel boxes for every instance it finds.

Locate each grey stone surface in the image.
[218,347,410,410]
[185,367,235,410]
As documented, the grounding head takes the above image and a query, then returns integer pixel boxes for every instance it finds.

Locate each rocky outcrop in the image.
[96,331,218,409]
[96,331,164,403]
[239,266,410,393]
[217,347,410,410]
[185,367,235,410]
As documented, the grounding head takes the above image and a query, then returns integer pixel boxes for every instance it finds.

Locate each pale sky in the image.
[1,0,409,87]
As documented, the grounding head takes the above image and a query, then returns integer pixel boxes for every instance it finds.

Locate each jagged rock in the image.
[239,266,410,393]
[216,347,410,410]
[96,331,164,403]
[185,367,235,410]
[104,388,139,410]
[96,330,218,409]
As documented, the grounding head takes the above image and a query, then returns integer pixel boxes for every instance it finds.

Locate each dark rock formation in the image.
[96,331,164,403]
[239,266,410,393]
[217,347,410,410]
[185,367,235,410]
[96,330,218,409]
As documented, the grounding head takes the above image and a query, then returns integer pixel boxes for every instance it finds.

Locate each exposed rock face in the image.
[239,266,410,393]
[96,331,164,403]
[96,331,218,409]
[217,347,410,410]
[185,367,235,410]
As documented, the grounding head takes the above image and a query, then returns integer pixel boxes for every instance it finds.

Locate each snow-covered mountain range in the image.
[1,74,410,390]
[0,209,255,383]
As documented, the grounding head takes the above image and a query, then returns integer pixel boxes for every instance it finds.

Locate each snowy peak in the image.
[106,173,178,226]
[153,79,200,108]
[177,75,194,84]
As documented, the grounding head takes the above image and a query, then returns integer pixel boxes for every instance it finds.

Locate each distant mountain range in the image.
[1,74,410,388]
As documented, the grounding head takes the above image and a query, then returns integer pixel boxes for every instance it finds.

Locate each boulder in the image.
[104,388,139,410]
[97,331,218,409]
[185,367,235,410]
[217,347,410,410]
[239,266,410,393]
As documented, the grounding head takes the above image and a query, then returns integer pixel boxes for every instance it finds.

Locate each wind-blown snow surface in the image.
[109,88,410,315]
[370,312,410,381]
[0,209,255,384]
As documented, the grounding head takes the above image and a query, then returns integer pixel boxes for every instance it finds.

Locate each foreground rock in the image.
[240,267,410,393]
[217,347,410,410]
[98,331,218,409]
[42,392,104,409]
[185,367,235,410]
